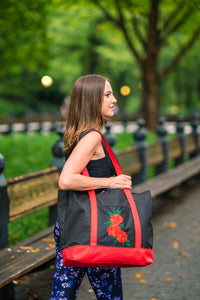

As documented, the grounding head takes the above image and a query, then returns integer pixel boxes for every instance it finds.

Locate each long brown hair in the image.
[64,74,108,152]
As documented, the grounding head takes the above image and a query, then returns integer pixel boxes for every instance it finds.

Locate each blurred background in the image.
[0,0,200,129]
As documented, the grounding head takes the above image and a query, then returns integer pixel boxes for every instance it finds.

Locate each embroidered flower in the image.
[116,231,128,243]
[110,214,123,226]
[107,225,122,237]
[104,209,130,247]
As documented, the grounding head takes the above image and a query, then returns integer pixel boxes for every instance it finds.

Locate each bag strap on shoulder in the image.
[82,130,142,249]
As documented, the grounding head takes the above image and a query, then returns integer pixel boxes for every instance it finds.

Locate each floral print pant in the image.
[50,220,123,300]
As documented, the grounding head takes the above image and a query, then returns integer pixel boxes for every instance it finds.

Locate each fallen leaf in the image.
[166,278,173,282]
[50,265,55,270]
[139,279,147,284]
[42,238,55,242]
[31,248,40,253]
[172,241,179,249]
[88,289,94,293]
[179,251,190,258]
[10,256,15,259]
[20,246,33,250]
[48,243,55,249]
[150,298,158,300]
[135,273,144,278]
[180,274,185,279]
[169,222,177,228]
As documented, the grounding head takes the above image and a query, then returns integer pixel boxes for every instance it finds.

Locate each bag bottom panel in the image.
[62,245,153,268]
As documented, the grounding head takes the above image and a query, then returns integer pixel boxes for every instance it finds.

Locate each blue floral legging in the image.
[50,220,123,300]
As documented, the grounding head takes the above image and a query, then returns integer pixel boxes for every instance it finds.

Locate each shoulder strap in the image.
[82,130,142,249]
[79,129,94,141]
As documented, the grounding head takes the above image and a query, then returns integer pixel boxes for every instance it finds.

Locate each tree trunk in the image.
[142,69,158,129]
[141,0,160,129]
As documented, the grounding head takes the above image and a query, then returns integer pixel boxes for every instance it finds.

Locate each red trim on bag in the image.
[82,167,98,246]
[100,134,142,248]
[88,189,98,246]
[123,189,142,248]
[62,246,153,268]
[81,131,142,249]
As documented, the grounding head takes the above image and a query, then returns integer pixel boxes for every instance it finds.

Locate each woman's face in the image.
[101,80,117,119]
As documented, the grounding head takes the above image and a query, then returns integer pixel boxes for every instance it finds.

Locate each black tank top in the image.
[65,130,115,179]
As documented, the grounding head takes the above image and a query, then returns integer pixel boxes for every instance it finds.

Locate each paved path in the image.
[15,177,200,300]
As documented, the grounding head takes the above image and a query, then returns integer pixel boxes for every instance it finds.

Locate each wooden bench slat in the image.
[8,168,59,221]
[135,156,200,198]
[185,135,196,153]
[169,138,182,159]
[147,142,164,166]
[0,226,55,288]
[118,147,141,174]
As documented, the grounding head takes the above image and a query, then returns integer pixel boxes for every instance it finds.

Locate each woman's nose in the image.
[112,95,117,103]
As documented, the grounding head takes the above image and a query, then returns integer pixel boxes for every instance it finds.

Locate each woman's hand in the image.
[107,174,132,190]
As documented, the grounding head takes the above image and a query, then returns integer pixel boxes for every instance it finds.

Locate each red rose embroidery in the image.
[110,214,123,226]
[104,209,131,247]
[116,231,128,243]
[107,225,122,237]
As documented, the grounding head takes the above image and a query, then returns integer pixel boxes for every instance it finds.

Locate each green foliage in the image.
[0,98,27,117]
[0,0,51,76]
[0,0,200,120]
[0,132,57,179]
[115,131,157,150]
[0,132,58,245]
[9,209,48,245]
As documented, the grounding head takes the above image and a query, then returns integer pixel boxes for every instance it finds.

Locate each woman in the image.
[51,74,132,300]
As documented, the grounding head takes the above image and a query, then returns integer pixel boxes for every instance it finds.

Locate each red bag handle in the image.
[82,131,142,248]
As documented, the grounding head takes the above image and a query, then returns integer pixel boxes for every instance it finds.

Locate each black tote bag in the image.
[57,132,153,268]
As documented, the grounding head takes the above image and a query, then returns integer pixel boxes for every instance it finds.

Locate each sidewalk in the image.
[15,177,200,300]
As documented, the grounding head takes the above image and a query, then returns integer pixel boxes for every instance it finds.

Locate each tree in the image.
[0,0,51,77]
[85,0,200,128]
[48,3,138,109]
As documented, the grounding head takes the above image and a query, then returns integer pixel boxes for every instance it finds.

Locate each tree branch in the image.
[158,25,200,81]
[94,0,118,25]
[132,16,147,50]
[166,8,194,36]
[114,0,144,68]
[163,3,184,32]
[159,7,195,50]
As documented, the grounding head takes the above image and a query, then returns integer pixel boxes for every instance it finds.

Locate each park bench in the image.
[0,118,200,300]
[0,167,59,299]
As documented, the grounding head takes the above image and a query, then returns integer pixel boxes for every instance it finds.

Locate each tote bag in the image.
[57,132,153,268]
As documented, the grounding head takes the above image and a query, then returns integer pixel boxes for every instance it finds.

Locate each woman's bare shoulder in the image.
[80,130,102,145]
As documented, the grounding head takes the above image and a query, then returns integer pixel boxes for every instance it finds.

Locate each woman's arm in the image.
[59,131,132,191]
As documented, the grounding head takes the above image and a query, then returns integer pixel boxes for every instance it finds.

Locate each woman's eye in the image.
[105,93,110,97]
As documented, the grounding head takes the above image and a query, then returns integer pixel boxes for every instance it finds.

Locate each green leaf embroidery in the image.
[104,221,112,225]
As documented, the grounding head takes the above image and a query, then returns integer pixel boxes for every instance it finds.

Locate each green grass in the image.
[115,131,157,151]
[0,132,58,179]
[0,132,58,245]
